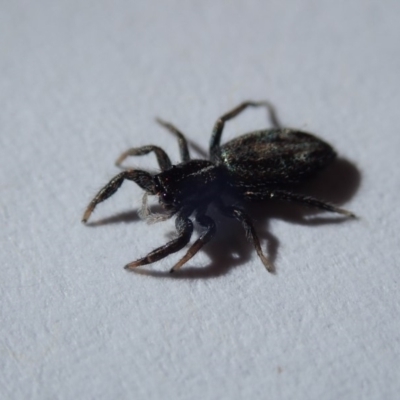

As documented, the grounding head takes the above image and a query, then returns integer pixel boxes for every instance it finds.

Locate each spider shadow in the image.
[85,210,142,226]
[88,157,360,279]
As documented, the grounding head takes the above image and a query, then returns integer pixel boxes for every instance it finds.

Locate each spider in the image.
[82,101,355,273]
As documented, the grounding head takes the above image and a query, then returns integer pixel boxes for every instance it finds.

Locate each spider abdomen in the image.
[219,129,336,187]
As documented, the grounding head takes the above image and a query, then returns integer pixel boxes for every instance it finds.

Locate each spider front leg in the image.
[115,145,172,171]
[216,200,274,273]
[125,208,194,270]
[82,170,155,223]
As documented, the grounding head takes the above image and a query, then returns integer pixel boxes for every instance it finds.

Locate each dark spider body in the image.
[82,101,354,273]
[220,130,336,186]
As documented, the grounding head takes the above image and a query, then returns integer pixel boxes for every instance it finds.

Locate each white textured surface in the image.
[1,1,399,399]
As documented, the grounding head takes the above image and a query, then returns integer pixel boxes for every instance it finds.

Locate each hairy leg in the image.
[115,145,172,171]
[170,213,216,273]
[155,118,191,162]
[243,189,356,218]
[82,170,155,223]
[216,200,274,273]
[125,208,194,270]
[210,100,280,160]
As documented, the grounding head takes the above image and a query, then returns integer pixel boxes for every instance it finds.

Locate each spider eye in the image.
[161,192,173,205]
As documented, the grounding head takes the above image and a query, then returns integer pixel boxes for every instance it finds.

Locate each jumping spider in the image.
[82,101,355,273]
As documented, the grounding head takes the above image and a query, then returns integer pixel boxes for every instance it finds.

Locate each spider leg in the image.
[115,145,172,171]
[210,100,280,160]
[243,189,356,218]
[170,213,216,273]
[216,200,274,273]
[155,118,190,162]
[82,170,155,223]
[125,208,194,270]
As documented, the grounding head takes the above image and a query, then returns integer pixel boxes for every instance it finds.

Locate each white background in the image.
[1,1,399,399]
